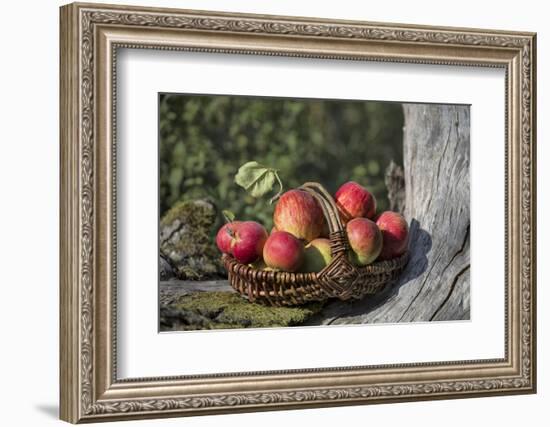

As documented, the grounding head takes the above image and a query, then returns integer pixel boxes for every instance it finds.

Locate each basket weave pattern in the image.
[223,182,409,306]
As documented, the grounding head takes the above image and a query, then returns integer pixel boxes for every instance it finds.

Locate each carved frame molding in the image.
[60,2,536,423]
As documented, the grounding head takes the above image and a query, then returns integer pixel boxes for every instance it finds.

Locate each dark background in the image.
[159,93,404,230]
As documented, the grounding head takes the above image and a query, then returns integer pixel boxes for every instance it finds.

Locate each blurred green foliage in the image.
[159,94,403,231]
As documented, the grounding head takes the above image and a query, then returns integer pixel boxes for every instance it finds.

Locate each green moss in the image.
[160,199,224,279]
[173,292,324,330]
[161,199,217,229]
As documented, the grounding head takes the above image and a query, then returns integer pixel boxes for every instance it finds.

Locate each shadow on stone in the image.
[304,218,432,325]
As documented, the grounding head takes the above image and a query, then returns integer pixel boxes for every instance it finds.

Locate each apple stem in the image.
[269,171,284,204]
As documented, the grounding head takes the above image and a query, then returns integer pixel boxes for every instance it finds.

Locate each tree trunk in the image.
[306,104,470,325]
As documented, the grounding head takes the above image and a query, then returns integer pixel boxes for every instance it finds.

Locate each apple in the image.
[215,221,241,254]
[335,181,377,223]
[231,221,268,264]
[216,221,268,264]
[263,231,304,272]
[299,238,332,273]
[273,189,326,242]
[346,217,383,266]
[376,211,409,260]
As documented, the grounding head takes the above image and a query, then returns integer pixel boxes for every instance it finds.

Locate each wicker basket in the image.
[223,182,409,306]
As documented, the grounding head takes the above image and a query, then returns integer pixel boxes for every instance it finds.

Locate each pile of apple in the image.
[216,181,409,273]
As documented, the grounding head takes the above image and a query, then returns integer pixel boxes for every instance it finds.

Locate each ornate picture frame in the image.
[60,2,536,423]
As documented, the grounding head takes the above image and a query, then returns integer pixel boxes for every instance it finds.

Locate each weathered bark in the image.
[385,160,406,214]
[306,104,470,325]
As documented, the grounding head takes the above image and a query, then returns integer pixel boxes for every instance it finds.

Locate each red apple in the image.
[273,189,326,242]
[299,238,332,273]
[346,218,383,266]
[335,181,377,223]
[216,221,267,264]
[376,211,409,260]
[215,221,241,254]
[232,221,268,264]
[263,231,304,272]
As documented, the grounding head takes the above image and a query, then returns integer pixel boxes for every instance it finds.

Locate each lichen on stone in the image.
[163,291,324,330]
[161,199,216,228]
[160,199,225,280]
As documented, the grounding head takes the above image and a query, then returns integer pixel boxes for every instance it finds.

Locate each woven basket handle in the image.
[299,182,348,257]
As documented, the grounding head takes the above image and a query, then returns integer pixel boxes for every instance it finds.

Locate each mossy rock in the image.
[161,291,324,331]
[160,199,224,280]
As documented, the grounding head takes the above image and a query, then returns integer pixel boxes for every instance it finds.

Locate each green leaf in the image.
[222,210,235,223]
[234,161,282,201]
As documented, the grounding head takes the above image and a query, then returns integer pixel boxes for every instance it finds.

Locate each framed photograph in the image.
[60,2,537,423]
